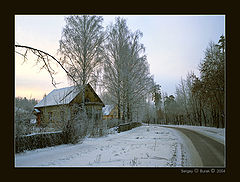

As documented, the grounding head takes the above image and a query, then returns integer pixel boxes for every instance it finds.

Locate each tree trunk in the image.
[202,108,207,126]
[117,97,121,120]
[220,108,225,128]
[122,103,126,123]
[211,108,217,127]
[127,102,131,122]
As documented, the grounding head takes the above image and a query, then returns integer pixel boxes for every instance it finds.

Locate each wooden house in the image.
[102,105,119,120]
[33,83,104,128]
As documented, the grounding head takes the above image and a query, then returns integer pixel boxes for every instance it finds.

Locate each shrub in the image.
[15,131,63,153]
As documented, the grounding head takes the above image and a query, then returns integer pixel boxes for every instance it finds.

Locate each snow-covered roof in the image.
[102,105,114,115]
[34,86,82,108]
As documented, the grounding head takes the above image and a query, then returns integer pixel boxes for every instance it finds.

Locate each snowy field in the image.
[15,124,225,167]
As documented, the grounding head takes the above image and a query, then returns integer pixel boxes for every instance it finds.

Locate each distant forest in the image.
[15,97,38,112]
[161,36,225,128]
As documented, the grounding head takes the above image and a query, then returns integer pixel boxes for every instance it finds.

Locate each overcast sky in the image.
[15,15,225,100]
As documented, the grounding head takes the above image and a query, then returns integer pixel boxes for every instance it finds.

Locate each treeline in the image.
[15,97,39,136]
[162,36,225,128]
[15,97,38,112]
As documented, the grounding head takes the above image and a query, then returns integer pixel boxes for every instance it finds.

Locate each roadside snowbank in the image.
[163,125,225,145]
[15,124,189,167]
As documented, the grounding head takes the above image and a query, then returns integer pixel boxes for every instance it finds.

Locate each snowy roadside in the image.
[162,125,225,145]
[15,124,190,167]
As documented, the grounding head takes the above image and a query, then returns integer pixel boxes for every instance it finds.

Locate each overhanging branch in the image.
[15,44,78,87]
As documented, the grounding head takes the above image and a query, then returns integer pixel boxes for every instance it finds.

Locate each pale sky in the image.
[15,15,225,100]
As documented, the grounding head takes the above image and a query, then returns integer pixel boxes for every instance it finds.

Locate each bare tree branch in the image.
[15,44,78,87]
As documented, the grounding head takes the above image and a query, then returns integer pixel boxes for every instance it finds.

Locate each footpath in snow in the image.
[15,124,225,167]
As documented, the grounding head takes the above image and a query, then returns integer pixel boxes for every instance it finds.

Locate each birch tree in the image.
[103,17,153,123]
[102,17,130,121]
[58,15,105,107]
[57,15,106,141]
[122,30,154,122]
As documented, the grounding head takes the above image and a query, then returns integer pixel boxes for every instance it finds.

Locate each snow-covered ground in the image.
[15,124,225,167]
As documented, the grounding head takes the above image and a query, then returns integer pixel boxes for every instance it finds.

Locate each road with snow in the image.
[163,126,225,167]
[15,124,225,167]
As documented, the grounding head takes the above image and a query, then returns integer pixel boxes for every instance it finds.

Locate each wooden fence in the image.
[117,122,142,133]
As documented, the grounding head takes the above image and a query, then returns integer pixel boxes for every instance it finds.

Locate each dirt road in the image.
[164,126,225,167]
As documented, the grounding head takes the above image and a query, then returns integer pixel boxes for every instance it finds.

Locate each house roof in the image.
[34,84,104,108]
[34,85,82,108]
[102,105,115,115]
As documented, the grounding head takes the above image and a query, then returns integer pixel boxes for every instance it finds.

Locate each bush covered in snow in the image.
[62,113,87,144]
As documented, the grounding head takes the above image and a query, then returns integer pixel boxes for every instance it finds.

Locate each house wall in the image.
[85,104,103,121]
[38,105,71,128]
[39,104,103,127]
[36,84,104,129]
[71,85,103,104]
[70,85,104,121]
